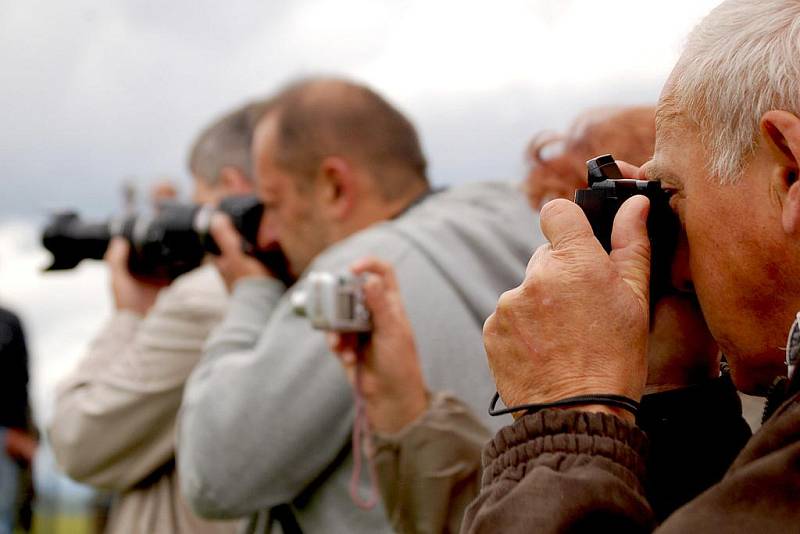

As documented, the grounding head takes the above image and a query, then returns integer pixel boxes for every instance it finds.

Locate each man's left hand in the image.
[483,197,652,423]
[106,238,164,316]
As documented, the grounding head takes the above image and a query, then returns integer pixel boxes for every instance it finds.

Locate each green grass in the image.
[23,513,94,534]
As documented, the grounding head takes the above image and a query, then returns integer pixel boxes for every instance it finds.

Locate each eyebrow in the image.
[645,162,682,187]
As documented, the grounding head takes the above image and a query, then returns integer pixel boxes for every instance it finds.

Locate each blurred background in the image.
[1,0,720,531]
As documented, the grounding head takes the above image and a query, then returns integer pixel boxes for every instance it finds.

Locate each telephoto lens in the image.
[41,195,272,281]
[573,154,680,305]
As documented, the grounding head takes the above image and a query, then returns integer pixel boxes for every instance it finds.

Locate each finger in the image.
[616,160,645,180]
[210,213,243,256]
[610,195,651,307]
[335,347,358,386]
[350,257,399,292]
[360,273,392,325]
[104,237,129,268]
[539,198,599,252]
[326,332,342,354]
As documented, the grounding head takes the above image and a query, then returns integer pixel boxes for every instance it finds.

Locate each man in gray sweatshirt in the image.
[177,78,542,533]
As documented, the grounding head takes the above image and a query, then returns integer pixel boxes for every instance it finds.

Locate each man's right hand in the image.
[210,214,270,291]
[106,238,164,316]
[326,258,429,434]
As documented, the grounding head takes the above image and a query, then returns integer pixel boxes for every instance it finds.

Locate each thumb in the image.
[361,273,393,330]
[539,198,600,252]
[210,213,243,256]
[609,195,651,308]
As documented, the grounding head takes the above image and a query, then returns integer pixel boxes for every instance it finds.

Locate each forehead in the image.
[252,113,284,191]
[646,102,703,187]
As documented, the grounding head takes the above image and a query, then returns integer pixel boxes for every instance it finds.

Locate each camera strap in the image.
[488,391,640,418]
[349,362,380,510]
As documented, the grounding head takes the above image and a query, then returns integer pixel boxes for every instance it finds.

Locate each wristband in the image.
[488,391,640,417]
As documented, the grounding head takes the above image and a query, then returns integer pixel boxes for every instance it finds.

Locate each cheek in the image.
[683,194,792,373]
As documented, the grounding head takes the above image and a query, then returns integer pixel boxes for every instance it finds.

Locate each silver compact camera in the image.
[291,272,371,332]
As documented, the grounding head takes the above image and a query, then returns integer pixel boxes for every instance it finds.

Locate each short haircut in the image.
[188,102,266,185]
[261,77,429,200]
[667,0,800,183]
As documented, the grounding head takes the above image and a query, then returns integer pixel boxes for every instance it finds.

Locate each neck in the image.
[337,180,430,241]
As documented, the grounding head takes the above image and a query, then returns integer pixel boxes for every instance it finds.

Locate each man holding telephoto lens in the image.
[464,0,800,531]
[47,104,270,534]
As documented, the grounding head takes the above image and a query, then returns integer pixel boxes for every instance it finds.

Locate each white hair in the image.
[668,0,800,183]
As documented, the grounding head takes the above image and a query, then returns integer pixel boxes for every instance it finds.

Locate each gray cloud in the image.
[1,0,716,222]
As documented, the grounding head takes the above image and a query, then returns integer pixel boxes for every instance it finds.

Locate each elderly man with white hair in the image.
[464,0,800,531]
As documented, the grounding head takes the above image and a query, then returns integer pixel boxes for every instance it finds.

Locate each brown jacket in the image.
[462,384,800,533]
[49,265,238,534]
[372,392,489,534]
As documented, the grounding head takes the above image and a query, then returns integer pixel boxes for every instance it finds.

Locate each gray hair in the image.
[666,0,800,183]
[188,102,264,185]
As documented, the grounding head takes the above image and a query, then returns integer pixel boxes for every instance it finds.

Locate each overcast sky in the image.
[2,0,721,221]
[0,0,722,500]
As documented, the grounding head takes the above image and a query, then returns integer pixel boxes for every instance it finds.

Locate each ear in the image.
[315,156,356,220]
[761,111,800,235]
[219,166,253,195]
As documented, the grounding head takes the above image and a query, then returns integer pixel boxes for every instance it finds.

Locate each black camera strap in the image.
[488,391,640,418]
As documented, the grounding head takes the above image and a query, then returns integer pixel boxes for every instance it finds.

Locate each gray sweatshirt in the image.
[177,181,542,533]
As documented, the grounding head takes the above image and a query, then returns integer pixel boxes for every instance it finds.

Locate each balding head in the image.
[260,77,429,200]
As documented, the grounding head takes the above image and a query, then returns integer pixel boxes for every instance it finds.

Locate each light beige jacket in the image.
[49,264,238,534]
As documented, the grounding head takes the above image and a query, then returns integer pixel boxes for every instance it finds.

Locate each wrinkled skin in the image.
[485,100,800,413]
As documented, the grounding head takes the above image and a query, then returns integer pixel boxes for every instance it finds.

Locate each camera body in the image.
[42,195,270,281]
[573,154,679,301]
[291,272,371,332]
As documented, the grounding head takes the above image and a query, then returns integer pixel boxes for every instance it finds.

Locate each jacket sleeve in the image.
[48,271,226,490]
[177,276,346,519]
[177,239,490,520]
[461,409,655,534]
[462,377,757,534]
[371,392,489,534]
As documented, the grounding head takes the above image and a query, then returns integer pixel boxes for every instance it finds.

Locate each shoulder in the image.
[309,221,414,272]
[150,264,228,320]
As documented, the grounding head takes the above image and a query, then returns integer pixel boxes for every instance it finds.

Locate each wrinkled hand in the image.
[484,197,651,423]
[5,428,38,465]
[210,213,270,292]
[326,258,428,434]
[105,238,164,316]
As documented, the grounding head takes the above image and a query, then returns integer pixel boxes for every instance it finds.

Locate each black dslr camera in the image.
[42,194,290,282]
[574,155,679,302]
